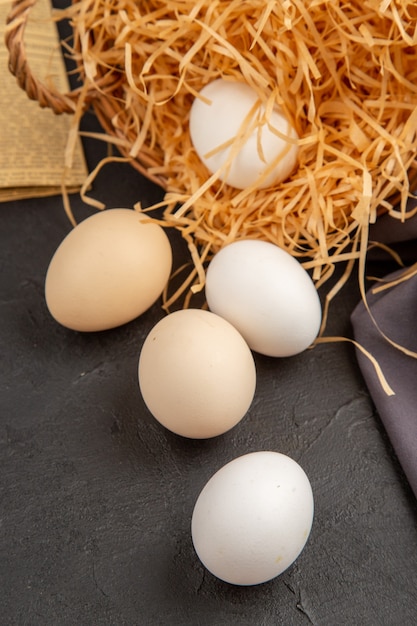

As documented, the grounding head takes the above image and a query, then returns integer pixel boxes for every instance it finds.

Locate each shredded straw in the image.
[58,0,417,286]
[49,0,417,390]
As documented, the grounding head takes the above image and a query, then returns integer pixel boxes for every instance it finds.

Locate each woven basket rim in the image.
[5,0,169,187]
[6,0,417,201]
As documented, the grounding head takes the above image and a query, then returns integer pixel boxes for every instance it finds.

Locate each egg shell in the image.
[45,208,172,332]
[138,309,256,439]
[205,239,322,357]
[191,451,314,586]
[189,78,299,190]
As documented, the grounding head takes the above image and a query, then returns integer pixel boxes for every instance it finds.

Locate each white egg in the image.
[205,239,322,357]
[189,79,299,190]
[191,451,314,586]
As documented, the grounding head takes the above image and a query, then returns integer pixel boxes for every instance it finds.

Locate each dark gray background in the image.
[1,108,417,625]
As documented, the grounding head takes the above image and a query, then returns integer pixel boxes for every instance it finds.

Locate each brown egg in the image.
[45,208,172,331]
[138,309,257,439]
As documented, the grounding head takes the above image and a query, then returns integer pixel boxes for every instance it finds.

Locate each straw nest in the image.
[6,0,417,309]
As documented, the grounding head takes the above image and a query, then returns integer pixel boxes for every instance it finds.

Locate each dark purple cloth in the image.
[351,260,417,498]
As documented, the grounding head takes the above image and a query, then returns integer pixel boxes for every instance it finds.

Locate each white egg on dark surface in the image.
[189,78,299,190]
[45,208,172,332]
[138,308,256,439]
[191,451,314,586]
[205,239,322,357]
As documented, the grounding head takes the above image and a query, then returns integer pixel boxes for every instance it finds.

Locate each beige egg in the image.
[45,208,172,331]
[138,309,257,439]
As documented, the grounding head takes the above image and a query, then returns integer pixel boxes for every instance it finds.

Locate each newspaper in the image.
[0,0,88,201]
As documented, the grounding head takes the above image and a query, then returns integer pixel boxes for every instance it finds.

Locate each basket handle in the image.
[5,0,90,114]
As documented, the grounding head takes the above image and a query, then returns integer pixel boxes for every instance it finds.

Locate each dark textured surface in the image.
[2,112,417,626]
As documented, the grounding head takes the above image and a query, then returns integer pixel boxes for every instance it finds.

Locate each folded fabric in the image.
[351,266,417,499]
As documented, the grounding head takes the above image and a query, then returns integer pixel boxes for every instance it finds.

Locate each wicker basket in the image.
[6,0,417,283]
[5,0,168,189]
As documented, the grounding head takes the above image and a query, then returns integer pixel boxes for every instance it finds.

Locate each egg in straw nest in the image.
[6,0,417,312]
